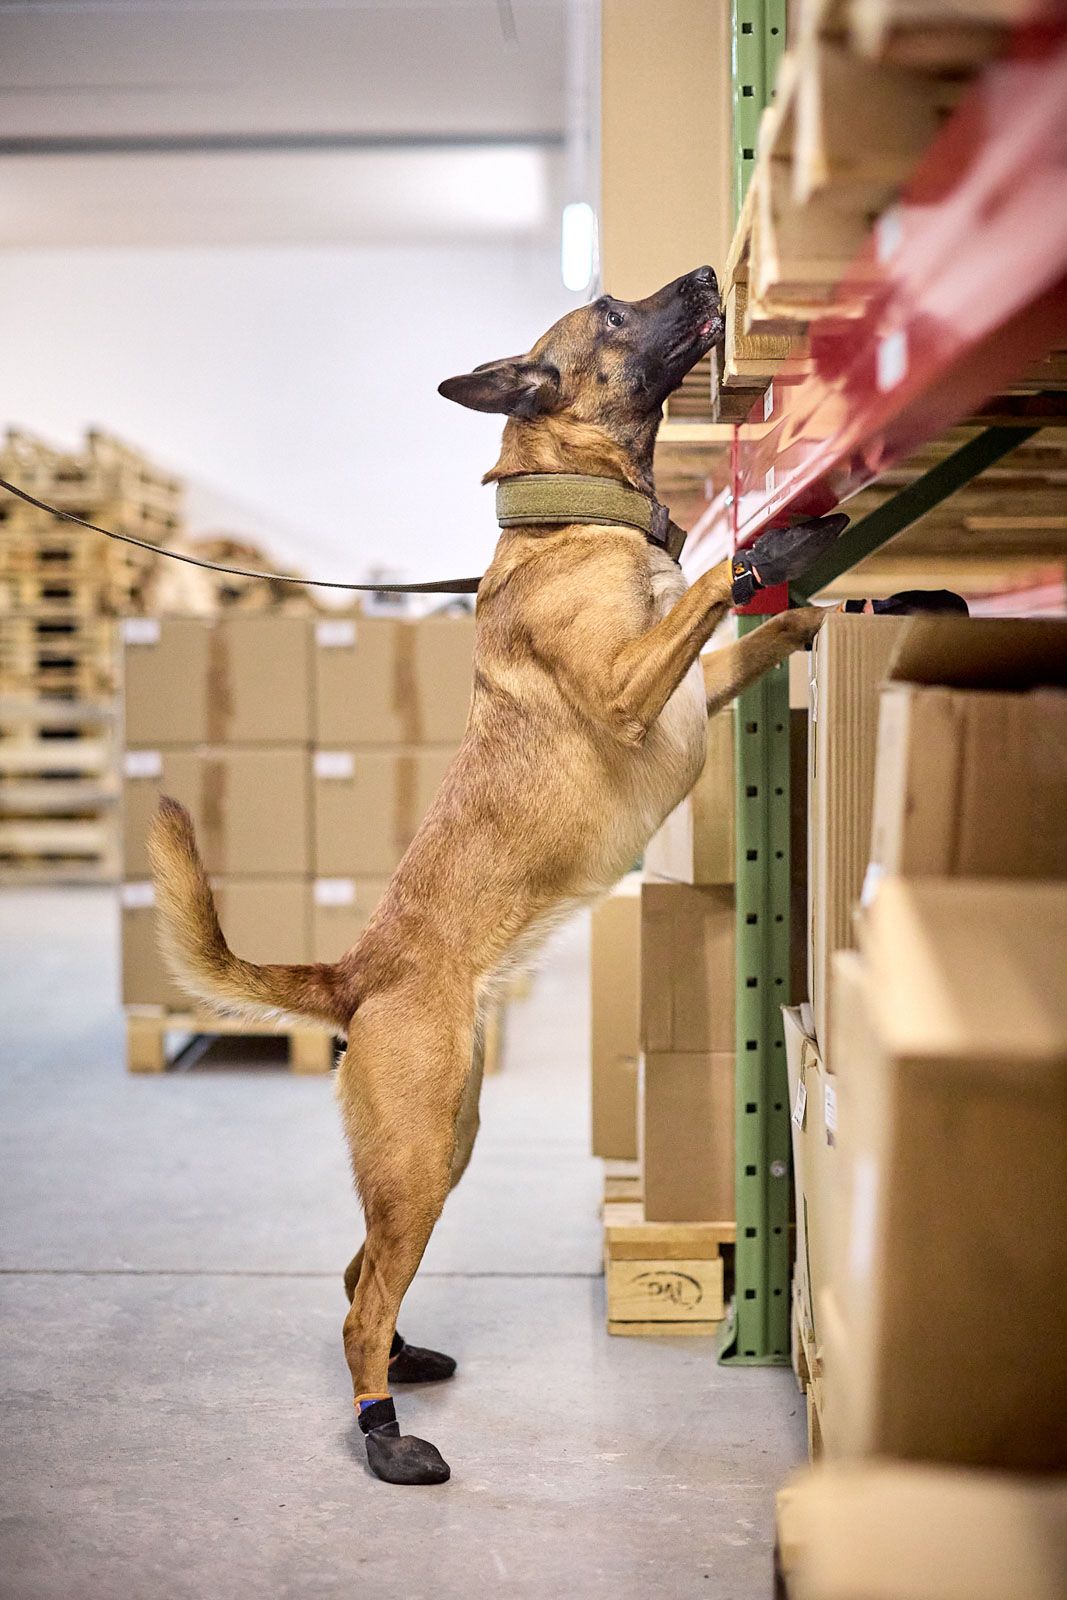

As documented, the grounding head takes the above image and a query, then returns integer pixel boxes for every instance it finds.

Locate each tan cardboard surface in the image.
[122,615,313,746]
[887,614,1067,692]
[830,881,1067,1471]
[211,614,313,744]
[313,746,452,877]
[783,1463,1067,1600]
[807,614,906,1059]
[870,615,1067,883]
[311,876,390,963]
[783,1004,839,1349]
[590,876,641,1160]
[122,618,212,746]
[641,1051,735,1222]
[640,882,734,1054]
[314,615,474,746]
[122,877,310,1008]
[123,747,311,876]
[643,711,734,885]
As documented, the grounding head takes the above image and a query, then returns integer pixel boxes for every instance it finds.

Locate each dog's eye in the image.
[606,310,624,329]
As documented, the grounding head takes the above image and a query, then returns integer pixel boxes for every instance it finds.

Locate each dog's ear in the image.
[438,358,561,419]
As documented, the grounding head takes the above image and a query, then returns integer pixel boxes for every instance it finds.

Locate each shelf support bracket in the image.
[790,426,1040,600]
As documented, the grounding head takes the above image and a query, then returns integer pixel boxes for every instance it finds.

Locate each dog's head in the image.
[438,266,722,442]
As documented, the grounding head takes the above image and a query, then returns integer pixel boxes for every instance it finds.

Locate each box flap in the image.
[860,877,1067,1067]
[887,616,1067,691]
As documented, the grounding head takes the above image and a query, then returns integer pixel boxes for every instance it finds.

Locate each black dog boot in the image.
[357,1396,451,1486]
[389,1330,457,1384]
[731,512,849,605]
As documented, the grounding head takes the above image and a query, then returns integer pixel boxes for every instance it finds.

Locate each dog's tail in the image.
[147,796,352,1031]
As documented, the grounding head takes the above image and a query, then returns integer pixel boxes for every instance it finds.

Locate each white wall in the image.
[0,243,578,588]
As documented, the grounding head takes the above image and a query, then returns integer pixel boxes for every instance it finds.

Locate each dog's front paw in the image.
[780,605,827,646]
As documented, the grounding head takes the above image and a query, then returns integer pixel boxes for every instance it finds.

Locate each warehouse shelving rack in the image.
[705,7,1067,1364]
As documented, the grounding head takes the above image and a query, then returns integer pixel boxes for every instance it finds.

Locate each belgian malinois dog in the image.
[149,266,845,1486]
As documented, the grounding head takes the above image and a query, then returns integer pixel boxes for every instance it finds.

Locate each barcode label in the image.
[791,1079,808,1130]
[316,619,357,648]
[314,751,355,780]
[122,618,160,646]
[120,881,155,909]
[314,878,356,907]
[123,750,163,779]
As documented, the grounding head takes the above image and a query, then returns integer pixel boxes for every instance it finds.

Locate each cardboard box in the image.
[314,614,474,746]
[869,616,1067,886]
[313,746,452,877]
[643,711,734,885]
[807,614,906,1058]
[783,1004,840,1349]
[780,1462,1067,1600]
[123,747,311,876]
[311,876,390,963]
[640,1051,735,1221]
[121,876,310,1008]
[122,614,313,746]
[590,876,641,1160]
[640,882,734,1054]
[827,877,1067,1472]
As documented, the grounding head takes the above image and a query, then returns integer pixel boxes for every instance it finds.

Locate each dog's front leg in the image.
[608,559,737,741]
[702,606,825,716]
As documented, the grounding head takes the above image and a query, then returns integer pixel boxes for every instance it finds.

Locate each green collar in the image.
[495,473,687,563]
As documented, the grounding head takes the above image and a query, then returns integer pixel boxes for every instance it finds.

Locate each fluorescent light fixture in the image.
[561,200,595,292]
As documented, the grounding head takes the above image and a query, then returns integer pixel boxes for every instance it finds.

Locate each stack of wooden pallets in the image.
[0,428,184,883]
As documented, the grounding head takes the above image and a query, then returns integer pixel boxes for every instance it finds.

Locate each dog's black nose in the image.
[689,265,717,291]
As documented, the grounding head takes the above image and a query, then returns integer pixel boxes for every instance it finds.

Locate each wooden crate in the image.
[125,1008,339,1075]
[603,1200,735,1336]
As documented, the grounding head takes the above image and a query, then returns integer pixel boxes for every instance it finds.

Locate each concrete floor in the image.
[0,889,804,1600]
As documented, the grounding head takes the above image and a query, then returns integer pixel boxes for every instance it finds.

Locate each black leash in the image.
[0,476,483,595]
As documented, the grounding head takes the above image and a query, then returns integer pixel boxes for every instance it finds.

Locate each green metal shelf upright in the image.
[720,0,791,1366]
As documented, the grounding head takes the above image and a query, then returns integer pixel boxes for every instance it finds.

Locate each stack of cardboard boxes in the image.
[120,610,474,1066]
[593,711,739,1334]
[782,614,1067,1599]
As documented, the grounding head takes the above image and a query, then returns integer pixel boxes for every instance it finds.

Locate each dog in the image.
[148,266,846,1486]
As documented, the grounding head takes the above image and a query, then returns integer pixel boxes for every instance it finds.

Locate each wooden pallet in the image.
[791,1282,825,1462]
[603,1158,643,1205]
[603,1200,735,1336]
[125,1008,339,1075]
[0,696,119,882]
[0,614,118,697]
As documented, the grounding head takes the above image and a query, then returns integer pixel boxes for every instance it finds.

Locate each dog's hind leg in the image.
[337,983,475,1485]
[341,1033,485,1386]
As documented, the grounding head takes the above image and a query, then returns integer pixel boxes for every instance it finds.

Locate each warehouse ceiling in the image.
[0,0,568,244]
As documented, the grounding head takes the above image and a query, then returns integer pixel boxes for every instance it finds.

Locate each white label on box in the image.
[316,619,357,649]
[848,1155,878,1282]
[791,1078,808,1130]
[763,383,774,422]
[314,878,356,907]
[314,751,355,780]
[123,750,163,780]
[877,329,908,393]
[824,1076,838,1143]
[121,618,160,646]
[120,881,155,909]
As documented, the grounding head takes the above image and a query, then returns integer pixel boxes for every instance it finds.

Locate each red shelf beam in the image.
[683,24,1067,588]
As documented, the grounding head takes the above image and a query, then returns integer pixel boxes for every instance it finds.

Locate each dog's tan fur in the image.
[148,270,824,1434]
